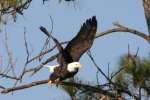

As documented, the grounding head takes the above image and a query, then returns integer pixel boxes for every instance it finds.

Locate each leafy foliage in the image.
[60,78,78,99]
[60,78,102,100]
[0,0,25,23]
[115,54,150,96]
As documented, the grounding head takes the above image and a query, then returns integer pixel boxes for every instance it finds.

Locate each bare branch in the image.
[1,79,116,98]
[4,30,16,77]
[24,53,59,76]
[96,70,100,85]
[28,41,68,63]
[1,78,138,99]
[24,27,30,65]
[0,85,5,89]
[87,50,110,82]
[110,67,125,80]
[49,16,54,34]
[0,73,20,80]
[96,23,150,43]
[1,79,49,94]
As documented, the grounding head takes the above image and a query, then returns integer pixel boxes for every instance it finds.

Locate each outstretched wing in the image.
[143,0,150,34]
[64,16,97,62]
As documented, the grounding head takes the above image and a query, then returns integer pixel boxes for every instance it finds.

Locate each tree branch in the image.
[1,79,116,98]
[0,73,20,80]
[96,23,150,43]
[0,0,32,14]
[1,79,49,93]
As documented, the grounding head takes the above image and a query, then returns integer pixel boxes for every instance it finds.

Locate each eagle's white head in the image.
[67,62,82,72]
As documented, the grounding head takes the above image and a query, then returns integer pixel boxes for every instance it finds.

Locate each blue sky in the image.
[0,0,150,100]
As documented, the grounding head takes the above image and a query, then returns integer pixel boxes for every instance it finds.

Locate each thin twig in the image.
[110,67,125,80]
[4,30,16,77]
[87,50,110,82]
[28,53,59,75]
[38,18,54,61]
[96,70,100,85]
[107,63,110,79]
[49,16,54,34]
[27,41,68,63]
[24,27,30,65]
[0,73,20,80]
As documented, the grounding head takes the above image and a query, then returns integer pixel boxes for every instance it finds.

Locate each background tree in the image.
[114,53,150,99]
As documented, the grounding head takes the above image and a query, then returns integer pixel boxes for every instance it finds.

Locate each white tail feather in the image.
[44,64,59,72]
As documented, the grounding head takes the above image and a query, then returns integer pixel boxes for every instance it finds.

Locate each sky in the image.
[0,0,150,100]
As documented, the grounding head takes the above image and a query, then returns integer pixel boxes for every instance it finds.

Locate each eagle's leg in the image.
[55,79,60,87]
[47,79,59,85]
[48,73,59,85]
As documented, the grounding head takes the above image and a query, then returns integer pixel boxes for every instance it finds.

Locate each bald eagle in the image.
[41,16,97,84]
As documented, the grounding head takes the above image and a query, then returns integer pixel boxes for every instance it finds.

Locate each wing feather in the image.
[64,16,97,61]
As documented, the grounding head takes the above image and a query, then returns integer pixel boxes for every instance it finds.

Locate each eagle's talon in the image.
[55,80,59,87]
[48,80,52,85]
